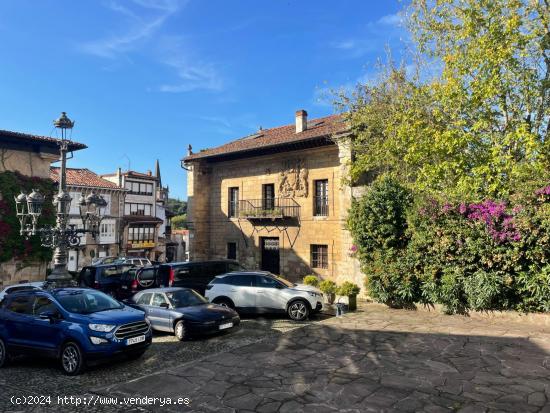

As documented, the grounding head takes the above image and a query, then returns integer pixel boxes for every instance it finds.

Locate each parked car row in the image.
[78,260,245,299]
[0,261,324,376]
[91,256,152,267]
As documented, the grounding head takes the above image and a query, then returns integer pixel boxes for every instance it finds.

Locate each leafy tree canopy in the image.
[339,0,549,200]
[166,198,187,216]
[171,214,187,230]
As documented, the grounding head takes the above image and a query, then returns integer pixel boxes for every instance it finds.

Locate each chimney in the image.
[116,167,122,187]
[147,170,152,176]
[295,109,307,133]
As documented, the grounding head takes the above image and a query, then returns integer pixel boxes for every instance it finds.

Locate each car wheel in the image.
[288,300,309,321]
[60,342,85,375]
[213,297,234,309]
[0,338,7,368]
[174,320,187,341]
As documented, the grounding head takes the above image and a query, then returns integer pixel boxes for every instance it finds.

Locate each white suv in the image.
[205,271,323,321]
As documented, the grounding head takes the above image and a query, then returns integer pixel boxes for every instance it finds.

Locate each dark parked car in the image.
[117,266,161,300]
[158,260,245,295]
[0,288,152,375]
[130,287,239,340]
[78,264,135,296]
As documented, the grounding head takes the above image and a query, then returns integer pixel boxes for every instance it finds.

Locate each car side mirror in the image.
[39,310,60,323]
[160,303,169,309]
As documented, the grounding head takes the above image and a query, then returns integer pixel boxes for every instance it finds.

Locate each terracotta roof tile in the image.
[184,113,347,161]
[0,129,86,151]
[50,168,120,189]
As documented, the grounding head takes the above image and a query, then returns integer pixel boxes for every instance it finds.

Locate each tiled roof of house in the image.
[0,129,87,151]
[184,113,347,161]
[50,167,120,189]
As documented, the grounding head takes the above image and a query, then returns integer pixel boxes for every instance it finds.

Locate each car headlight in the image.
[308,292,321,297]
[89,323,115,332]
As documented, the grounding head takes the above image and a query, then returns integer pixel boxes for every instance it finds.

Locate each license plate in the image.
[126,335,145,345]
[219,322,233,330]
[121,285,128,289]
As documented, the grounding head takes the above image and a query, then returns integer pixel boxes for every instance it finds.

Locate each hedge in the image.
[348,178,550,314]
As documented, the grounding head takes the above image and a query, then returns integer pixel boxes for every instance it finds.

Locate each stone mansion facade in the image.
[183,110,363,286]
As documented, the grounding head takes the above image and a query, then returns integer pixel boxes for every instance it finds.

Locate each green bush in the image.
[337,281,360,297]
[319,280,337,295]
[303,275,319,287]
[347,177,412,257]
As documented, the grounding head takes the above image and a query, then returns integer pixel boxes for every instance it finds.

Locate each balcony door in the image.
[262,184,275,211]
[260,237,280,275]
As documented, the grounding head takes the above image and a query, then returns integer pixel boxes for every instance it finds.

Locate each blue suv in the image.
[0,288,152,375]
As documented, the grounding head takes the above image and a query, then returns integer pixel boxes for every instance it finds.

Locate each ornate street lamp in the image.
[14,112,106,287]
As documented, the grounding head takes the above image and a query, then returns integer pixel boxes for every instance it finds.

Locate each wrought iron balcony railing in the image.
[237,198,300,219]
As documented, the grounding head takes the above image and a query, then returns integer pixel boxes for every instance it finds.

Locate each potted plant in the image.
[303,275,319,287]
[319,280,337,304]
[337,281,361,311]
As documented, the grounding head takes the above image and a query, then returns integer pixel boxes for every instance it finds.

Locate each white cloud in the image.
[79,0,223,93]
[377,13,403,27]
[330,40,357,50]
[329,11,406,59]
[158,64,223,93]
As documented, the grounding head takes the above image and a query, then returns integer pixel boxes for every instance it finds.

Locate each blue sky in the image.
[0,0,408,200]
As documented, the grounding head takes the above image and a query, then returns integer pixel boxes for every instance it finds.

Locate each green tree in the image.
[341,0,549,199]
[166,198,187,216]
[171,214,187,229]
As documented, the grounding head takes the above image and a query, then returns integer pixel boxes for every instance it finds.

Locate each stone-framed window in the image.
[314,179,329,216]
[311,244,328,269]
[228,187,239,218]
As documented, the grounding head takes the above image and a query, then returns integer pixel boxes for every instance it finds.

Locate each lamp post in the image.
[14,112,106,287]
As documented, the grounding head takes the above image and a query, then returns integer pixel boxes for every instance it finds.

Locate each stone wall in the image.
[0,148,57,179]
[186,143,365,290]
[0,258,47,287]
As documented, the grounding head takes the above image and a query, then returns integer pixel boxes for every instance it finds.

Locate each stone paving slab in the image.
[96,304,550,412]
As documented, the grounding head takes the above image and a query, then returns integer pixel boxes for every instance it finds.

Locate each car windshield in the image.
[271,274,295,288]
[166,289,207,307]
[54,290,123,314]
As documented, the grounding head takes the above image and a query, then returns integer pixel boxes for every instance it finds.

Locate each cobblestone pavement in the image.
[94,304,550,412]
[0,314,329,412]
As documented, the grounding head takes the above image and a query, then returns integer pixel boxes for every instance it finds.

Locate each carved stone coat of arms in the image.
[279,159,308,198]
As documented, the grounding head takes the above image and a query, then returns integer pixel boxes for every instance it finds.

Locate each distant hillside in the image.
[166,198,187,215]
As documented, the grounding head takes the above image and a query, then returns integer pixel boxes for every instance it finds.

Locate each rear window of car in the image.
[7,294,33,314]
[227,274,255,287]
[137,292,153,305]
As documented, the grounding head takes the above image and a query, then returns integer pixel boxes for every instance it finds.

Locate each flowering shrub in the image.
[348,179,550,313]
[0,171,55,265]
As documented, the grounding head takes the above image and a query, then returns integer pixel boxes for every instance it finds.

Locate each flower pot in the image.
[348,295,357,311]
[325,293,335,304]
